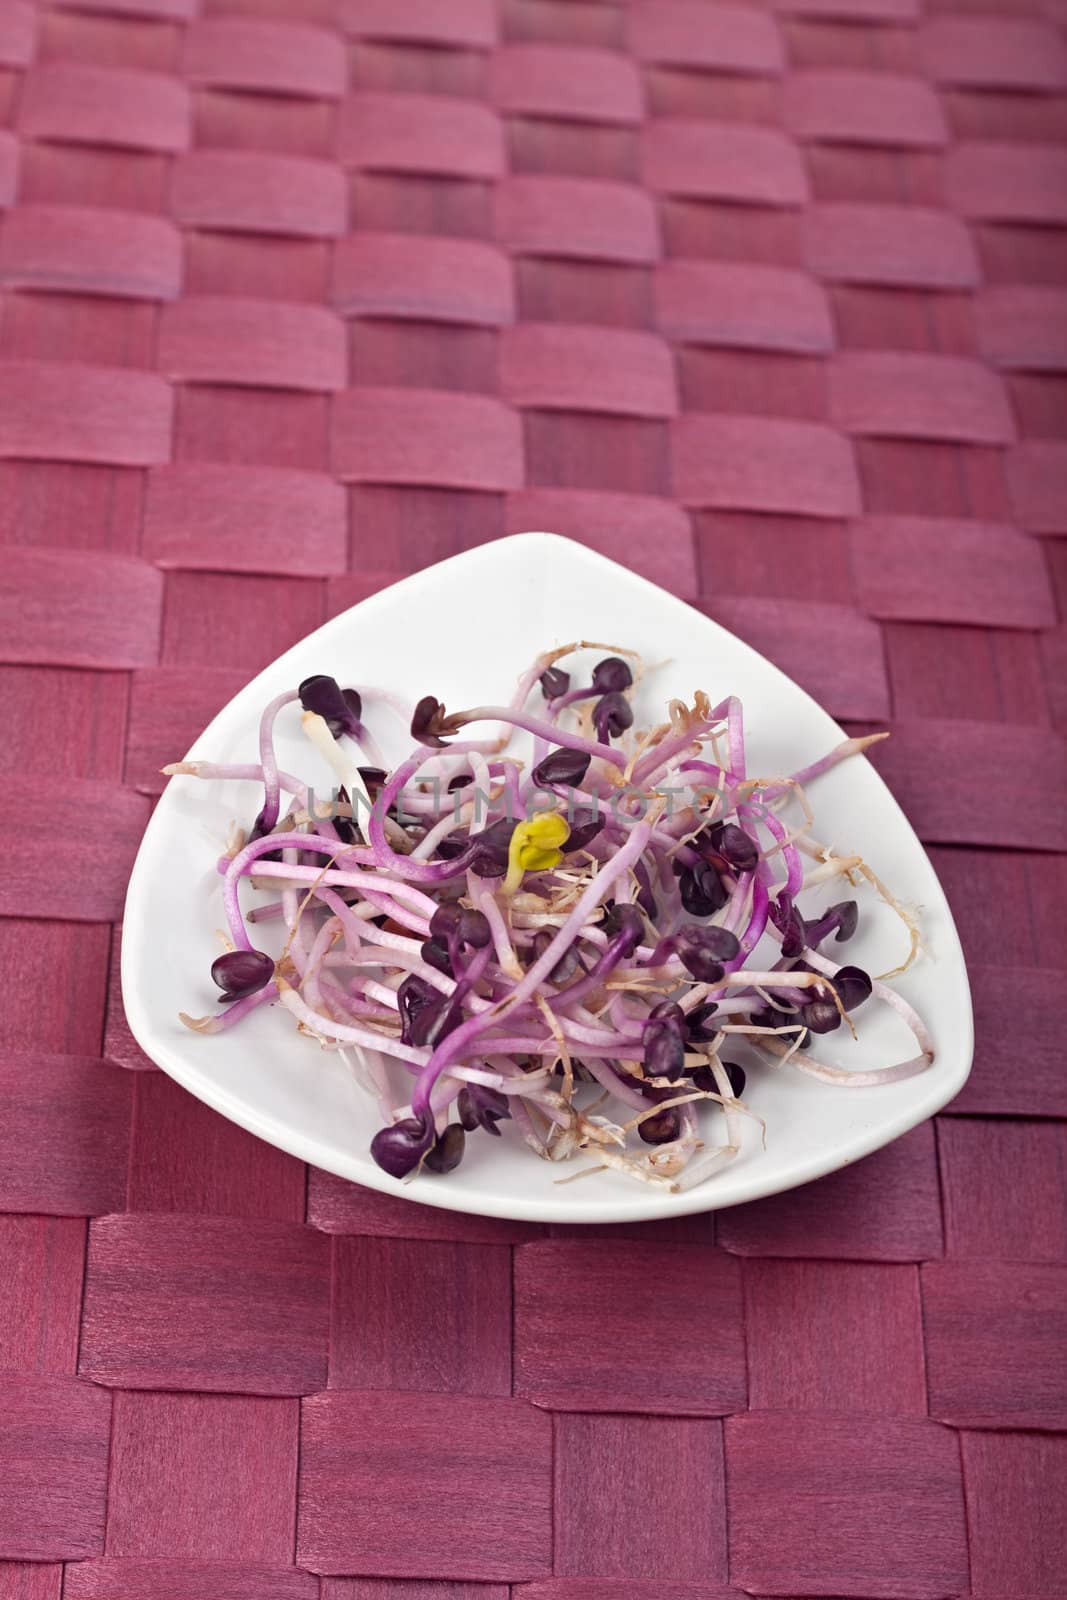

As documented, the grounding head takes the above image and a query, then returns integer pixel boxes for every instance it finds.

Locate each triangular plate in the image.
[123,533,972,1223]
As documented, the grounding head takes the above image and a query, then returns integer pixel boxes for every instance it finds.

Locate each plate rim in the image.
[122,530,974,1223]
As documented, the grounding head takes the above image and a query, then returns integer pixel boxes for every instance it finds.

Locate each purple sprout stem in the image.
[450,706,627,771]
[252,866,433,932]
[470,1032,647,1062]
[408,816,656,1120]
[631,697,742,789]
[758,733,889,801]
[257,691,299,833]
[197,981,278,1031]
[758,805,803,898]
[579,1055,648,1110]
[301,914,340,1009]
[368,746,508,884]
[223,832,438,940]
[277,980,429,1065]
[280,847,313,979]
[730,872,770,967]
[320,976,396,1024]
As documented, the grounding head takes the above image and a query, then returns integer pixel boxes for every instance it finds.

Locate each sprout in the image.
[410,695,463,748]
[370,1116,434,1178]
[299,675,362,738]
[831,964,873,1011]
[803,999,842,1034]
[672,925,740,982]
[769,892,807,959]
[532,747,591,788]
[564,810,604,852]
[429,904,491,950]
[698,821,759,875]
[172,638,933,1192]
[600,902,645,958]
[540,665,570,700]
[503,812,571,894]
[591,656,633,694]
[638,1106,681,1144]
[643,1002,687,1082]
[692,1060,746,1098]
[397,974,442,1046]
[210,949,274,1002]
[678,860,728,917]
[805,900,859,948]
[593,690,633,743]
[424,1124,466,1173]
[686,1002,719,1043]
[458,1083,511,1136]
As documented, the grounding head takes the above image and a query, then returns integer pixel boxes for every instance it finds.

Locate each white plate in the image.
[122,532,972,1224]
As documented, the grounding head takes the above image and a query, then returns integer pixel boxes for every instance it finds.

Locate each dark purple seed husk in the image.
[457,1083,511,1135]
[429,903,462,941]
[531,930,580,982]
[298,675,361,738]
[679,953,723,984]
[749,1007,809,1048]
[458,909,491,949]
[698,925,740,961]
[639,1107,681,1144]
[608,903,645,957]
[436,819,513,876]
[804,899,859,948]
[423,990,466,1050]
[210,949,274,1002]
[540,665,570,700]
[552,1058,594,1082]
[411,695,449,748]
[331,785,361,845]
[467,849,507,879]
[591,656,633,694]
[726,1060,747,1098]
[397,974,441,1046]
[420,938,453,976]
[678,860,728,917]
[247,814,283,863]
[769,893,807,959]
[831,964,873,1011]
[423,1123,465,1174]
[564,810,604,852]
[633,858,658,920]
[593,690,634,744]
[707,822,759,874]
[673,924,739,981]
[686,1002,719,1042]
[465,815,516,877]
[803,999,841,1033]
[691,1060,747,1098]
[532,747,591,788]
[358,766,387,796]
[370,1116,433,1178]
[643,1016,686,1082]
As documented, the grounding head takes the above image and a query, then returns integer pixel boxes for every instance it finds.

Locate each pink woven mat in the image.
[1,0,1066,1594]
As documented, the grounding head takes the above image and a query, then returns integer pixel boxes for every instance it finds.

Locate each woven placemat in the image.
[1,0,1065,1594]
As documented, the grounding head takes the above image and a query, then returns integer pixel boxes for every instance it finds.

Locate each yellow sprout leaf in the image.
[504,812,570,894]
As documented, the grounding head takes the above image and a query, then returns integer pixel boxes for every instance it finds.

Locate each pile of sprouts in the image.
[169,642,933,1192]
